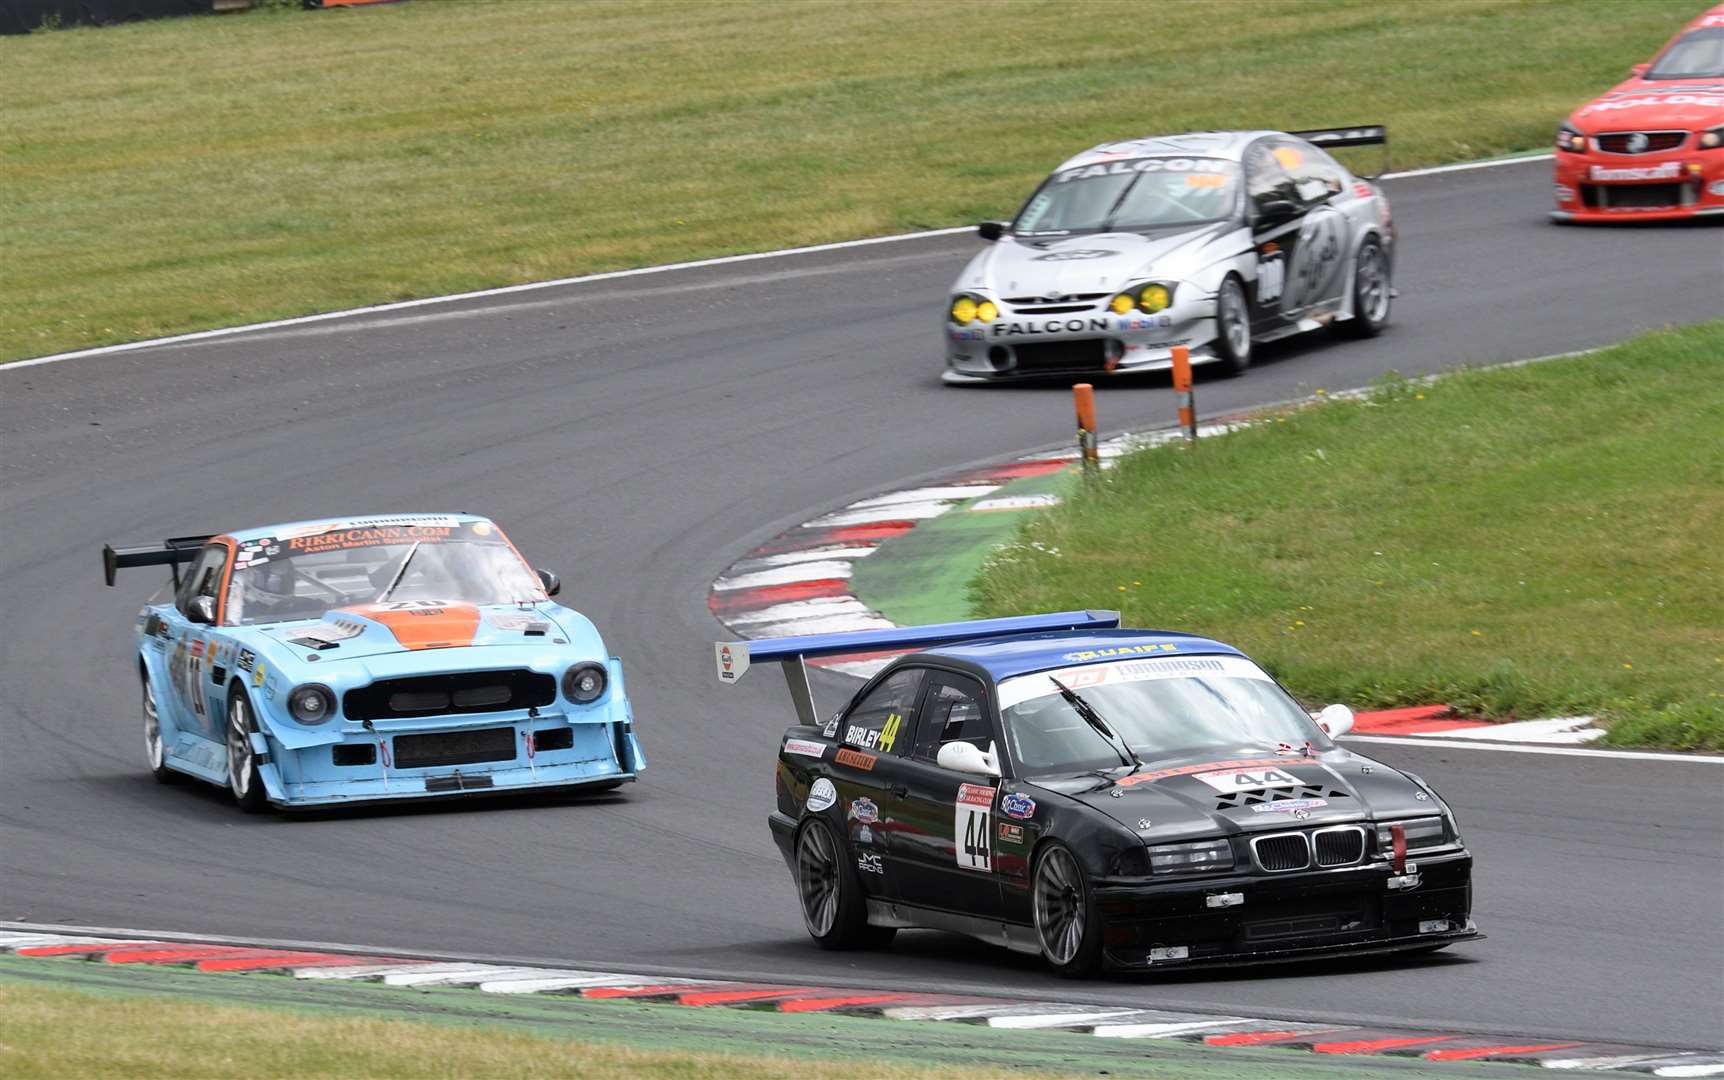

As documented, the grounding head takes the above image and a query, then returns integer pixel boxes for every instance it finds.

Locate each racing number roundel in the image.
[956,783,994,872]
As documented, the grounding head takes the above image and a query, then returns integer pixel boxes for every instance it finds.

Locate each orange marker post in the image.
[1171,346,1196,444]
[1073,383,1099,479]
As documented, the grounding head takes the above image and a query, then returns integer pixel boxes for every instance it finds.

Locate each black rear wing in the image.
[1292,124,1389,178]
[103,535,213,588]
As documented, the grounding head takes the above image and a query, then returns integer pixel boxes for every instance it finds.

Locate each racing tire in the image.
[1212,275,1253,376]
[794,816,875,950]
[225,688,270,814]
[1335,236,1391,339]
[1032,841,1104,977]
[142,675,178,785]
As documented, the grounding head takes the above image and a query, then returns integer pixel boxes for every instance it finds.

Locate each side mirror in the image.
[1257,198,1300,225]
[537,569,560,597]
[1631,62,1649,77]
[976,220,1006,242]
[187,596,216,625]
[1316,703,1354,738]
[937,741,1000,777]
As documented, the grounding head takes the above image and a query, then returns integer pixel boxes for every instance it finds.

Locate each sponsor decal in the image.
[1001,792,1036,820]
[848,797,880,825]
[1555,183,1576,203]
[858,825,873,844]
[955,783,995,872]
[997,822,1024,845]
[1063,643,1178,662]
[1193,767,1302,793]
[991,317,1112,338]
[1251,798,1329,814]
[252,662,266,690]
[784,738,825,759]
[285,525,456,555]
[998,654,1267,709]
[1054,157,1233,183]
[805,777,838,812]
[1032,248,1119,261]
[821,714,840,738]
[949,329,984,341]
[471,521,493,536]
[1117,314,1173,331]
[835,747,877,771]
[286,620,367,648]
[857,853,884,874]
[1579,92,1724,116]
[716,642,748,682]
[1257,250,1286,304]
[1590,161,1682,182]
[1115,756,1293,789]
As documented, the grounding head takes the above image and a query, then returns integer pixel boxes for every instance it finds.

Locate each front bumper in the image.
[263,716,644,807]
[1093,848,1476,970]
[1551,149,1724,222]
[944,296,1219,383]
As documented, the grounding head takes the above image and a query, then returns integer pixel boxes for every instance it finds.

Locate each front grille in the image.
[343,669,555,722]
[1583,183,1688,209]
[1313,825,1366,867]
[393,726,516,769]
[1011,340,1108,372]
[531,727,573,752]
[1252,832,1310,872]
[1003,292,1109,306]
[332,744,376,767]
[1244,897,1376,941]
[1596,131,1686,154]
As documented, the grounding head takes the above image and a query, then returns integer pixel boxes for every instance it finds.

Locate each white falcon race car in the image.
[943,127,1394,383]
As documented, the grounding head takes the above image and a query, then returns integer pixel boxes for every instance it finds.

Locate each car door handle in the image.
[890,784,909,798]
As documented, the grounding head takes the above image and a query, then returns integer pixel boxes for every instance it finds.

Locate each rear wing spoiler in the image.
[1292,124,1389,178]
[714,609,1120,727]
[102,535,213,588]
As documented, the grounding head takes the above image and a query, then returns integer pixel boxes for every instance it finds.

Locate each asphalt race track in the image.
[3,158,1720,1051]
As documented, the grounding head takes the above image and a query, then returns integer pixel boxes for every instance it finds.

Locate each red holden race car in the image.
[1552,3,1724,222]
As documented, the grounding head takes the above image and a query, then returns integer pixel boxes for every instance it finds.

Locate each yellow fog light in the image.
[1139,284,1171,313]
[951,296,977,325]
[976,300,999,323]
[1110,294,1134,315]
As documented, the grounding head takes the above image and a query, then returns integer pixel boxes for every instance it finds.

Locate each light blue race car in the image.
[103,513,644,813]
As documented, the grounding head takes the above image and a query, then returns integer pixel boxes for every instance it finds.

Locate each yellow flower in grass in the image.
[1470,630,1482,637]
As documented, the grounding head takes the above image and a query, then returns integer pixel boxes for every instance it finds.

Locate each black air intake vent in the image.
[1215,785,1349,812]
[344,670,555,722]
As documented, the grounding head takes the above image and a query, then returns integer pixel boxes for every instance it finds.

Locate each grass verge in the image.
[0,0,1702,362]
[969,322,1724,751]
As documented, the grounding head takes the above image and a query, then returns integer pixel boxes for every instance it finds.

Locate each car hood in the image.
[246,601,595,662]
[955,223,1243,297]
[1027,745,1436,839]
[1569,77,1724,132]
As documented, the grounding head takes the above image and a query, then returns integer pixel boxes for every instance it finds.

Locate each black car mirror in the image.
[976,220,1006,242]
[1256,198,1300,225]
[537,569,561,597]
[186,596,216,625]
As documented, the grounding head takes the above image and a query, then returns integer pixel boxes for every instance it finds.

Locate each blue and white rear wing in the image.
[715,610,1120,727]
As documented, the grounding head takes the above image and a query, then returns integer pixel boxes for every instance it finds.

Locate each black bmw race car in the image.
[715,610,1478,976]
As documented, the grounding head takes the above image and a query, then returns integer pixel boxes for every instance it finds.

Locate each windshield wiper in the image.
[1047,676,1139,769]
[1099,173,1148,232]
[376,542,420,604]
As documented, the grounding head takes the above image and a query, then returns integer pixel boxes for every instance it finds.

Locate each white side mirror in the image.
[937,741,1000,777]
[1317,703,1355,738]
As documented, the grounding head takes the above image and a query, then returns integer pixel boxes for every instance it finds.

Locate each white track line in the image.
[1343,735,1724,764]
[2,156,1553,371]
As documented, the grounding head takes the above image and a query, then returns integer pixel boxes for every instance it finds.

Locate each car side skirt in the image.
[864,899,1043,956]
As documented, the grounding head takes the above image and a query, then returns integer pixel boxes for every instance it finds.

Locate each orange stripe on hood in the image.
[339,603,481,650]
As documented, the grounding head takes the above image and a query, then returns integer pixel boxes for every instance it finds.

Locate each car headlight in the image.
[1377,816,1447,853]
[1556,125,1587,153]
[1112,283,1176,316]
[950,294,998,325]
[562,663,608,705]
[1148,838,1234,874]
[1700,126,1724,149]
[287,683,336,725]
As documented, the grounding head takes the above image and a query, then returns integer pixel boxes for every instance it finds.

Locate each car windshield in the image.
[1646,28,1724,79]
[226,522,543,625]
[997,655,1326,775]
[1013,157,1240,235]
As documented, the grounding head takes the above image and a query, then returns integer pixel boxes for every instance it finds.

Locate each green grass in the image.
[0,0,1701,362]
[969,322,1724,752]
